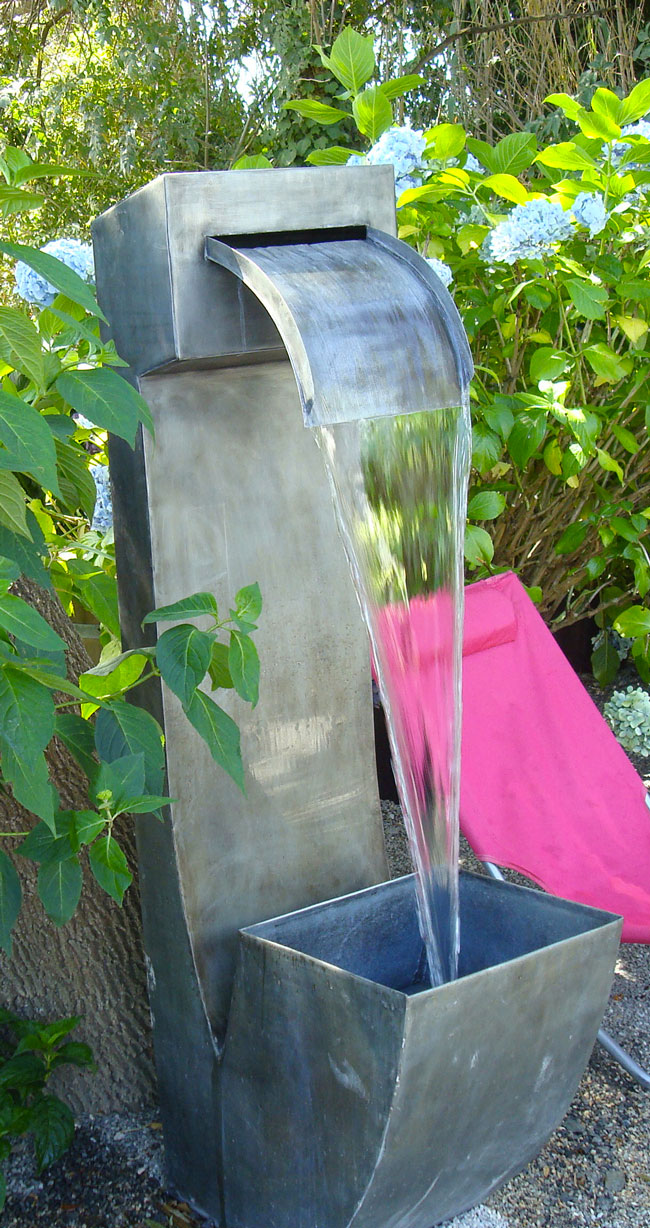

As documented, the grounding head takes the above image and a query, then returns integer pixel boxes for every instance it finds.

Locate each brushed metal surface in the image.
[222,872,622,1228]
[91,167,397,378]
[205,229,472,425]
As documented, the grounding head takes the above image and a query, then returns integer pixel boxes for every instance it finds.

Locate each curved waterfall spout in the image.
[205,227,473,427]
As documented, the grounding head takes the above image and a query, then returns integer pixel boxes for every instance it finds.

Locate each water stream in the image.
[317,402,471,986]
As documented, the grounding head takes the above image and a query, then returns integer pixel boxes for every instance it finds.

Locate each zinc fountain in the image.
[92,166,621,1228]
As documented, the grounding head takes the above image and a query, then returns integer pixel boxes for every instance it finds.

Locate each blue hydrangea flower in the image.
[90,464,113,533]
[14,238,95,308]
[572,191,608,237]
[349,125,427,196]
[463,152,484,174]
[621,120,650,141]
[425,256,453,288]
[482,198,574,264]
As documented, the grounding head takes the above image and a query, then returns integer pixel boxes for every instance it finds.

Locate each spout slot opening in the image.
[209,224,367,249]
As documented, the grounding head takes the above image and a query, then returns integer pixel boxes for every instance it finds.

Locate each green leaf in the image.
[328,28,375,93]
[471,423,501,474]
[584,342,627,382]
[306,147,359,166]
[67,564,120,638]
[529,348,570,383]
[545,92,582,121]
[232,154,272,169]
[596,448,623,481]
[0,390,60,493]
[50,1041,95,1070]
[619,79,650,125]
[481,174,527,204]
[0,556,19,593]
[235,581,262,625]
[54,439,97,519]
[0,309,45,387]
[535,143,597,171]
[283,99,349,125]
[610,423,639,454]
[379,74,424,101]
[575,106,620,140]
[38,856,82,925]
[0,471,29,538]
[0,850,21,954]
[467,491,506,520]
[156,624,212,706]
[61,809,106,851]
[613,605,650,637]
[56,368,153,447]
[464,524,494,566]
[490,132,537,175]
[55,714,98,783]
[0,241,103,321]
[18,820,70,863]
[94,704,164,794]
[507,413,547,467]
[92,752,145,811]
[30,1095,75,1172]
[0,513,51,592]
[0,1052,44,1090]
[208,640,233,690]
[565,278,608,320]
[591,637,620,687]
[116,793,171,815]
[0,186,44,217]
[89,836,132,904]
[555,521,589,554]
[425,123,466,160]
[0,666,54,760]
[79,651,148,700]
[183,689,244,791]
[142,591,218,625]
[590,88,624,125]
[228,630,260,706]
[352,87,393,143]
[2,747,55,828]
[0,594,64,652]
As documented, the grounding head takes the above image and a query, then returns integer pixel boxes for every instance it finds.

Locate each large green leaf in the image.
[0,512,52,592]
[481,174,527,205]
[619,79,650,125]
[0,849,21,954]
[0,186,44,218]
[0,594,64,652]
[0,309,45,387]
[54,438,97,519]
[208,641,233,690]
[0,390,60,493]
[590,88,624,126]
[79,651,148,700]
[38,856,82,925]
[18,820,72,863]
[0,471,29,538]
[142,591,218,625]
[352,87,392,143]
[228,630,260,706]
[94,704,165,794]
[327,28,375,93]
[283,99,349,125]
[564,278,608,320]
[555,521,590,555]
[55,714,98,782]
[156,624,212,706]
[66,562,120,637]
[490,132,537,175]
[591,637,620,687]
[507,412,547,467]
[466,491,506,520]
[89,836,132,904]
[56,368,153,447]
[30,1095,75,1172]
[183,689,244,791]
[234,581,262,626]
[379,74,424,101]
[306,146,359,166]
[0,241,103,321]
[534,142,597,171]
[613,605,650,637]
[0,666,55,760]
[584,342,627,382]
[464,524,494,566]
[576,106,620,141]
[92,752,145,811]
[471,423,501,474]
[1,746,55,829]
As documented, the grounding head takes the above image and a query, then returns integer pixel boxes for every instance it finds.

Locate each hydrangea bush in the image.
[604,686,650,757]
[284,37,650,686]
[15,239,94,308]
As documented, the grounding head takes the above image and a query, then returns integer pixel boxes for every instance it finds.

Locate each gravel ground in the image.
[4,677,649,1228]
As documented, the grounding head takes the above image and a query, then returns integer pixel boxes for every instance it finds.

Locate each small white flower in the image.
[425,256,453,288]
[482,199,574,264]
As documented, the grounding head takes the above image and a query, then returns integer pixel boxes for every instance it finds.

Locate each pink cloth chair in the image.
[460,571,650,1086]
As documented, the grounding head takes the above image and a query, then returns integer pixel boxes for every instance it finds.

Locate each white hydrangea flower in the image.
[14,238,94,308]
[604,685,650,758]
[621,119,650,141]
[425,256,453,288]
[482,198,574,264]
[349,125,427,196]
[572,191,608,237]
[463,152,484,174]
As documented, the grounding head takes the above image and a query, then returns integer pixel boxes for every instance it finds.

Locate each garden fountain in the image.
[92,167,621,1228]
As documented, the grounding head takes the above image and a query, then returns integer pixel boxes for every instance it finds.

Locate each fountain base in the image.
[221,871,620,1228]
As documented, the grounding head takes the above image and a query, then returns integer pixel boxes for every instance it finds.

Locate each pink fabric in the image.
[460,572,650,943]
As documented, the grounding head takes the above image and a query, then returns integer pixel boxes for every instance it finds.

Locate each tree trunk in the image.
[0,578,156,1113]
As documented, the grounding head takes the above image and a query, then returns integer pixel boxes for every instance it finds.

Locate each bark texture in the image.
[0,578,156,1113]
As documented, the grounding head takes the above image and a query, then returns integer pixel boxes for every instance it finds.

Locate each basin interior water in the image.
[244,872,617,995]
